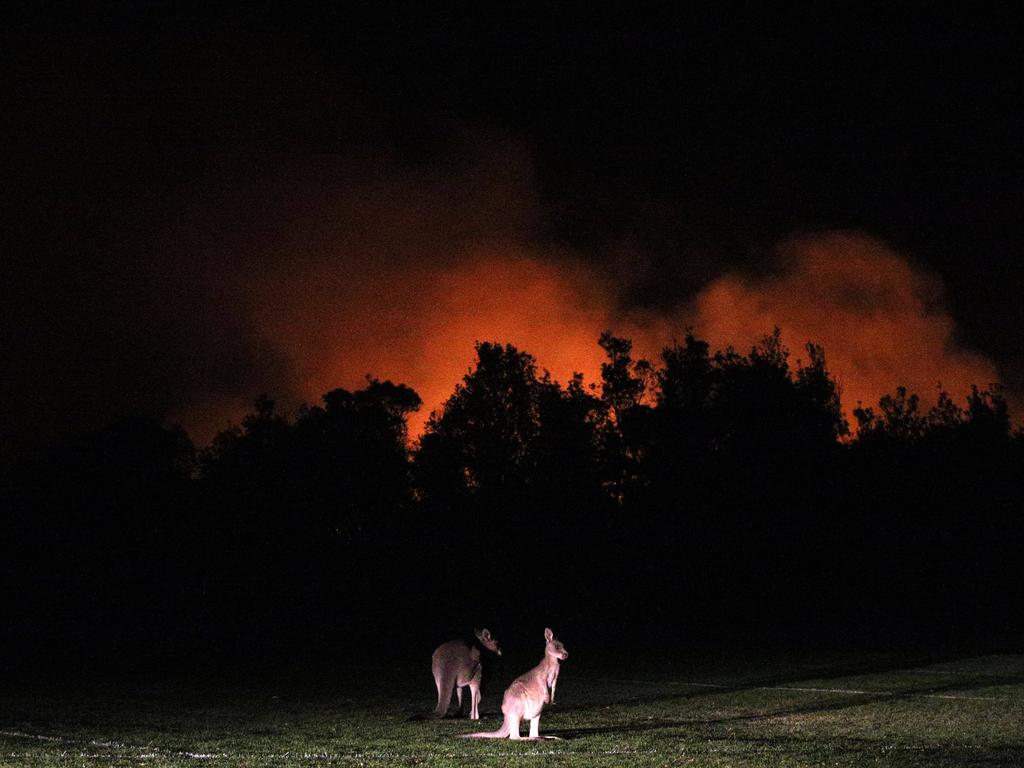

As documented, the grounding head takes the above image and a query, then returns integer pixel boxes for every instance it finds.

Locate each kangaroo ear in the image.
[480,628,492,640]
[544,628,554,642]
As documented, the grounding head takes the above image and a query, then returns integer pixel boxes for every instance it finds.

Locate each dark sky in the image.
[4,5,1023,457]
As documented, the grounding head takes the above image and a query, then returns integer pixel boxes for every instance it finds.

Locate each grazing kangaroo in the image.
[460,628,569,740]
[431,628,502,719]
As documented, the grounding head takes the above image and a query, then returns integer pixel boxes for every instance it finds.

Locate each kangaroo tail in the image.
[433,669,455,718]
[458,717,511,739]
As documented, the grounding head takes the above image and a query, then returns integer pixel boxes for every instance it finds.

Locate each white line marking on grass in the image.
[907,667,1018,677]
[611,679,731,688]
[0,730,228,759]
[764,684,1002,701]
[0,731,65,742]
[605,679,1007,701]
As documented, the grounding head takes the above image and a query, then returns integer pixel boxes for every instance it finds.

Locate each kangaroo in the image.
[430,628,502,719]
[460,627,569,740]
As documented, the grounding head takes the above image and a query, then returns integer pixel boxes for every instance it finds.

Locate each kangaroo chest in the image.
[546,664,559,689]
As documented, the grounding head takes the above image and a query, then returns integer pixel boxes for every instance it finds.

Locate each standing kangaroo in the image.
[460,628,569,740]
[431,628,502,719]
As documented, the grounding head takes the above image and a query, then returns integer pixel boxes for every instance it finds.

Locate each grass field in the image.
[1,649,1022,766]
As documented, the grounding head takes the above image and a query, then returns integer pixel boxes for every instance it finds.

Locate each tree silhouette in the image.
[597,331,654,507]
[415,342,540,506]
[853,385,926,444]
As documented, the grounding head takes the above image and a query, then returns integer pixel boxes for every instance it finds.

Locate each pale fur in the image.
[459,627,569,739]
[430,628,501,719]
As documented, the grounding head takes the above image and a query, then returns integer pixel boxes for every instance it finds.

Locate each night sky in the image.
[4,5,1023,456]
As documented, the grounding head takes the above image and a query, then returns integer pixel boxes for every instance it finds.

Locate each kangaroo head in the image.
[544,627,569,660]
[474,627,502,656]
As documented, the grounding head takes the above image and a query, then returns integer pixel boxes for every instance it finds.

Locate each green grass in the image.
[2,650,1022,766]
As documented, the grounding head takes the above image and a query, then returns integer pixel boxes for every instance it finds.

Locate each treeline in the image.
[3,330,1022,668]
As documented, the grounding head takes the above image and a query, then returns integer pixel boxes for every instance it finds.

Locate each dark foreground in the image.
[1,649,1022,766]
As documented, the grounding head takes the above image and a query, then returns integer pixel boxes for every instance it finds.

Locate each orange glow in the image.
[683,232,1002,422]
[251,248,621,438]
[176,228,1007,444]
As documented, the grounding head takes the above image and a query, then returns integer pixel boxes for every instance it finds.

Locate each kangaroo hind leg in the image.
[507,714,522,740]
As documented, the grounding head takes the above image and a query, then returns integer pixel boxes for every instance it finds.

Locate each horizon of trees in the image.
[3,328,1022,671]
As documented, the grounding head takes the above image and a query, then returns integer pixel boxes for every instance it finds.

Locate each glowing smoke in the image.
[683,232,1002,421]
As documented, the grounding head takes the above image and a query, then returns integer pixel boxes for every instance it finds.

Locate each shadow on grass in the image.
[551,649,1020,715]
[545,660,1024,742]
